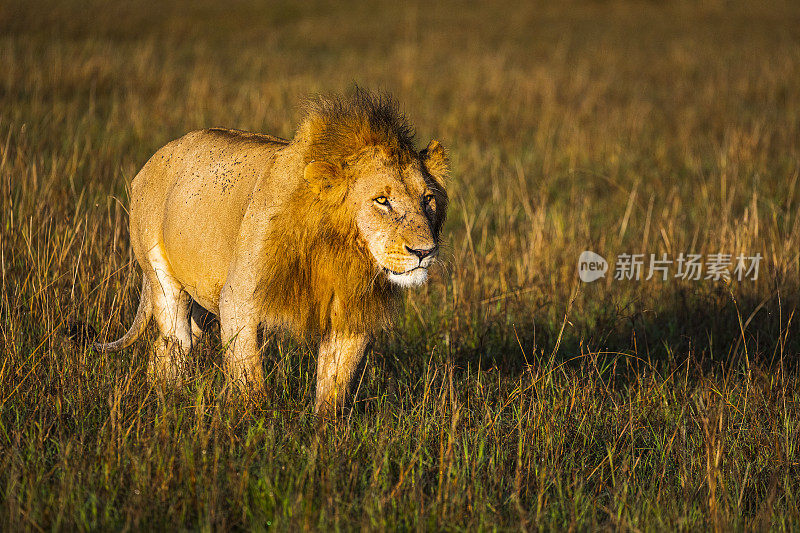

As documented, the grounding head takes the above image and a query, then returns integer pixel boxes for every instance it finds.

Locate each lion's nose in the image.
[405,245,437,261]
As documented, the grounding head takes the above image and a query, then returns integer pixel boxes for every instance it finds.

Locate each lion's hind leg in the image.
[145,260,194,385]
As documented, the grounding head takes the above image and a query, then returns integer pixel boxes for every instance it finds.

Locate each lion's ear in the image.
[303,160,337,193]
[304,160,347,203]
[421,139,449,187]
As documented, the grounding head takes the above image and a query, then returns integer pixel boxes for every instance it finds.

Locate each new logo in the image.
[578,251,608,283]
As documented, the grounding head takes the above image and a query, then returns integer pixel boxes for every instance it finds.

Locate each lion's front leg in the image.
[315,331,369,417]
[221,321,262,388]
[219,289,263,391]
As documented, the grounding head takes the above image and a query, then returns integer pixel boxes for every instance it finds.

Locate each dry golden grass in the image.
[2,0,800,529]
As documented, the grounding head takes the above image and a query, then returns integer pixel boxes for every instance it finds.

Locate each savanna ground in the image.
[2,0,800,530]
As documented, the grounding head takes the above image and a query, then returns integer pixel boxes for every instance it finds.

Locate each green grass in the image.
[2,0,800,529]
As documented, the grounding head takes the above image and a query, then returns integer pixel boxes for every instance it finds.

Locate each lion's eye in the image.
[374,196,390,207]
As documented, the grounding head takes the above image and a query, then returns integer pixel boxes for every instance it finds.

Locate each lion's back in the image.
[129,128,290,309]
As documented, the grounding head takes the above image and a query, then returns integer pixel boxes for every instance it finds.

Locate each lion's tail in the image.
[92,276,153,353]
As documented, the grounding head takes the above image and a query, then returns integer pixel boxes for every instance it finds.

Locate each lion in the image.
[93,89,449,416]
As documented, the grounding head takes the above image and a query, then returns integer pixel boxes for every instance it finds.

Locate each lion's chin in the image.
[386,267,428,288]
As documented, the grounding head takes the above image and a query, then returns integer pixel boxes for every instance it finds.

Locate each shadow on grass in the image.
[376,279,800,391]
[92,276,799,413]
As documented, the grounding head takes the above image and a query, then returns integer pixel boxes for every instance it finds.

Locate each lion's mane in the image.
[256,89,424,338]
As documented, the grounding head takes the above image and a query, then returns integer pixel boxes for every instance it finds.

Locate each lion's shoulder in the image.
[203,128,290,147]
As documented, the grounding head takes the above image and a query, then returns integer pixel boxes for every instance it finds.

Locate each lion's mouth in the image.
[384,266,429,288]
[385,266,425,276]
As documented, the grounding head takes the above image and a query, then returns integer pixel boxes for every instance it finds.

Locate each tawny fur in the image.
[94,88,449,416]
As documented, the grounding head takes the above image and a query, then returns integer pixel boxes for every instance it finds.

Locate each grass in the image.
[2,0,800,529]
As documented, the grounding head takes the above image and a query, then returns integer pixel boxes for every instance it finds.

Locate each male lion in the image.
[94,89,449,415]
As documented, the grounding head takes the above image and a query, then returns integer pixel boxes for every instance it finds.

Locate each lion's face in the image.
[348,143,448,288]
